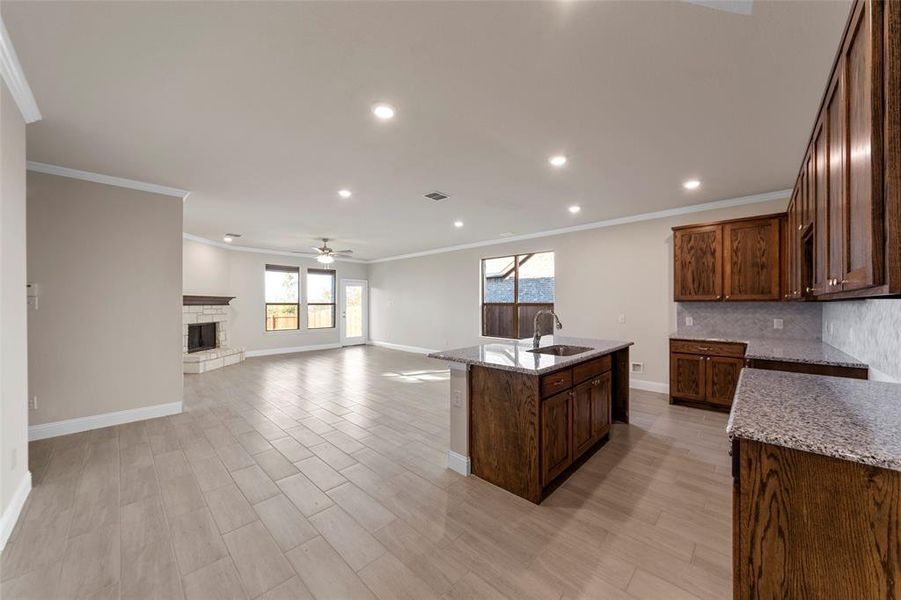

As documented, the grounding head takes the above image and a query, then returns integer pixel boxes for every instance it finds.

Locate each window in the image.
[265,265,299,331]
[307,268,336,329]
[481,251,554,339]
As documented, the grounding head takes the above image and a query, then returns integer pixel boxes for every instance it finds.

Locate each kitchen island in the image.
[429,336,633,503]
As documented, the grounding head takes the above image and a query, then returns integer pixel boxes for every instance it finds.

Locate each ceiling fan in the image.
[311,238,353,264]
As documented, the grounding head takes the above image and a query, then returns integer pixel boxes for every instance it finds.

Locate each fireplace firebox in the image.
[187,322,217,353]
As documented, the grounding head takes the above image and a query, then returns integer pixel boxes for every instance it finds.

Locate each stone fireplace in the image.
[183,295,245,373]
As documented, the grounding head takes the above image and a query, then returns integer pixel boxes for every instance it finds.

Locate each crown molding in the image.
[27,161,189,199]
[0,17,41,123]
[368,188,791,263]
[182,233,368,264]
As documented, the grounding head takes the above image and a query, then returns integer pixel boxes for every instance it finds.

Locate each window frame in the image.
[306,268,337,330]
[264,264,300,332]
[480,251,555,340]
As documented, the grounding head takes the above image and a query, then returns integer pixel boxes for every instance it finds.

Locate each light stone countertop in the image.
[428,335,633,375]
[728,369,901,472]
[669,331,868,369]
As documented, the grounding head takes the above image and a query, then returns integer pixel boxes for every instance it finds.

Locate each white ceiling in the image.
[5,1,850,260]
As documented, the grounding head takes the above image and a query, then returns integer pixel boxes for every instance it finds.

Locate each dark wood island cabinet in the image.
[431,337,632,504]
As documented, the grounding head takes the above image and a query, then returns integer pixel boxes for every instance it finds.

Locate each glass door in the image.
[340,279,367,346]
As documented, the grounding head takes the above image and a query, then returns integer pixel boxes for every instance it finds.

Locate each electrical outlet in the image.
[30,395,38,410]
[617,314,626,324]
[452,390,463,408]
[773,318,784,330]
[685,316,693,327]
[630,362,644,374]
[11,449,17,470]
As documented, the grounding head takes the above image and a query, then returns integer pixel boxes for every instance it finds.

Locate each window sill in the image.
[264,329,303,335]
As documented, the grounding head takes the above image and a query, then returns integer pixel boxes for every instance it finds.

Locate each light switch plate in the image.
[685,316,693,327]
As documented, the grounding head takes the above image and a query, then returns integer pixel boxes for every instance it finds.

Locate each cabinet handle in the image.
[840,279,848,285]
[798,224,803,231]
[696,346,711,351]
[552,380,566,387]
[725,295,731,300]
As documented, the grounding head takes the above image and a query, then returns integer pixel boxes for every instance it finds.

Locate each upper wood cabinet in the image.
[673,225,722,301]
[785,0,900,301]
[673,215,782,302]
[723,217,782,301]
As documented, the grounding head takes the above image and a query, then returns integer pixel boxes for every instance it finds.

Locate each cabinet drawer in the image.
[572,355,611,385]
[670,339,746,358]
[541,369,572,398]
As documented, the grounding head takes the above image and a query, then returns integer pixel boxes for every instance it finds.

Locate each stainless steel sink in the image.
[527,345,593,356]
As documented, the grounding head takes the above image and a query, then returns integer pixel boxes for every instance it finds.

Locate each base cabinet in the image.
[571,373,612,461]
[733,438,901,599]
[706,357,745,407]
[469,349,626,504]
[670,340,747,411]
[541,390,572,484]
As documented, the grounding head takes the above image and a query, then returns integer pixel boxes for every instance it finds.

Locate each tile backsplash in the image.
[823,299,901,382]
[676,302,823,340]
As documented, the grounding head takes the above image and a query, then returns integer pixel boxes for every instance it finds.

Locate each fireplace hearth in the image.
[188,322,217,353]
[183,295,244,373]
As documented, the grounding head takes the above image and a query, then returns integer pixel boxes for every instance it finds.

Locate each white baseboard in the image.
[28,401,183,441]
[369,340,438,355]
[0,471,32,551]
[447,450,471,476]
[630,378,669,394]
[245,343,341,358]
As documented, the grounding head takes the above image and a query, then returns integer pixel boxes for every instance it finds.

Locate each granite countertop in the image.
[428,335,633,375]
[728,369,901,472]
[669,331,868,369]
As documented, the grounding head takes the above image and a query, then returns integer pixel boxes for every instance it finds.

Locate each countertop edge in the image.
[428,341,633,375]
[669,333,869,369]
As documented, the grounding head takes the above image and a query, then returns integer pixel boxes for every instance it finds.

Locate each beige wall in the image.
[182,239,369,353]
[27,172,183,425]
[369,198,788,386]
[1,80,30,523]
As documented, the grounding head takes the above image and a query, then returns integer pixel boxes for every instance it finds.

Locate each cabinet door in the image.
[670,353,706,402]
[705,356,744,408]
[571,381,593,459]
[827,66,845,293]
[813,117,831,296]
[541,390,571,484]
[841,0,884,291]
[590,371,612,442]
[786,196,799,299]
[723,217,781,301]
[674,225,723,301]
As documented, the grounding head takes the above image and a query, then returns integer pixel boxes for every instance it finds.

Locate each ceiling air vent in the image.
[424,191,449,201]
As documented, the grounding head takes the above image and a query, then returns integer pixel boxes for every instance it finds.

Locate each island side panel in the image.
[469,365,541,503]
[612,347,630,423]
[736,438,901,599]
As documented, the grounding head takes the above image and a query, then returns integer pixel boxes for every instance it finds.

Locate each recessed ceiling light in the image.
[549,155,568,168]
[454,220,464,228]
[683,179,701,190]
[223,233,241,243]
[338,189,352,199]
[372,103,396,120]
[568,205,581,214]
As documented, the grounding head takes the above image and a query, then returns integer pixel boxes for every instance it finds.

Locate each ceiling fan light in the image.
[316,254,335,264]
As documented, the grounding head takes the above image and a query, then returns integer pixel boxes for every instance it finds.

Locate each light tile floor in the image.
[1,346,732,599]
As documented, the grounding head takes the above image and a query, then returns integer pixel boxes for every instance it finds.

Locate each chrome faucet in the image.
[532,310,563,349]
